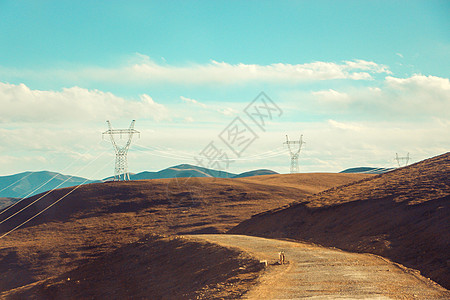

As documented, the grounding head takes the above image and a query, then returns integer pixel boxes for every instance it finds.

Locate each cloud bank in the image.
[0,82,168,123]
[125,58,391,84]
[310,74,450,120]
[0,57,392,86]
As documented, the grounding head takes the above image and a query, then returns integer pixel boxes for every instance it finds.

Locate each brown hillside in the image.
[230,152,450,289]
[2,234,263,300]
[0,173,367,293]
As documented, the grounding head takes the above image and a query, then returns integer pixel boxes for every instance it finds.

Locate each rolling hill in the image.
[2,234,264,299]
[123,164,237,180]
[0,164,278,201]
[230,152,450,289]
[232,169,278,178]
[0,172,369,294]
[340,166,395,174]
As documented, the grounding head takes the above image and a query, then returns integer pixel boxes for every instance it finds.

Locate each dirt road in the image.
[187,234,449,299]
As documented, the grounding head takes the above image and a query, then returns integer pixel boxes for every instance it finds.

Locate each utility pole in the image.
[103,120,140,181]
[395,152,410,168]
[284,135,305,173]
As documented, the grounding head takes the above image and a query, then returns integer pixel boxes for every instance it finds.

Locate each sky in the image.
[0,0,449,179]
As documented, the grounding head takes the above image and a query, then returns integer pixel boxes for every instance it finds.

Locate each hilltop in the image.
[340,166,395,174]
[0,164,279,199]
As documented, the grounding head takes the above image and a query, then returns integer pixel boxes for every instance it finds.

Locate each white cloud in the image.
[378,74,450,118]
[312,89,350,102]
[348,72,373,80]
[343,59,391,74]
[1,57,392,86]
[125,59,390,84]
[328,119,361,131]
[306,74,450,120]
[180,96,207,108]
[179,95,239,117]
[217,107,239,116]
[0,82,168,123]
[385,74,450,91]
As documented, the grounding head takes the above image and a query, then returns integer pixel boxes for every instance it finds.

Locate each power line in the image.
[0,171,36,195]
[0,159,113,240]
[134,143,286,162]
[0,143,103,217]
[0,150,107,225]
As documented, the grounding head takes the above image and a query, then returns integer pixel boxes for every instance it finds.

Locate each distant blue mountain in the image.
[0,164,279,201]
[125,164,237,181]
[127,165,279,180]
[340,167,395,174]
[233,169,279,178]
[0,171,99,198]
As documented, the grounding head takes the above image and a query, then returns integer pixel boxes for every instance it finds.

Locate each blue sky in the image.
[0,0,449,179]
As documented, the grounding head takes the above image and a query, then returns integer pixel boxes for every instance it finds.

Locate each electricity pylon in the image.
[395,152,410,168]
[103,120,140,181]
[284,134,305,173]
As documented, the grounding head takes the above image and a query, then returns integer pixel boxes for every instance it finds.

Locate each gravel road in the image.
[188,234,449,299]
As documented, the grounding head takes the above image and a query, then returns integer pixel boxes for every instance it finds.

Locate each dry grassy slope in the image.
[237,173,368,194]
[0,173,368,293]
[0,173,369,235]
[1,234,264,300]
[230,152,450,290]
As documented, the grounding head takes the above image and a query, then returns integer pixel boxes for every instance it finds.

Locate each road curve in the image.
[187,234,449,299]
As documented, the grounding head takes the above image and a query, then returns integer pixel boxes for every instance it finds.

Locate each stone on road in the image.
[187,234,449,299]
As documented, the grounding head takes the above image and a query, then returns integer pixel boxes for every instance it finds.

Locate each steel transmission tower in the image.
[395,152,410,167]
[103,120,140,181]
[284,135,305,173]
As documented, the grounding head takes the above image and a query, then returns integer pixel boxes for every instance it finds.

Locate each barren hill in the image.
[230,152,450,289]
[2,234,264,300]
[0,173,367,293]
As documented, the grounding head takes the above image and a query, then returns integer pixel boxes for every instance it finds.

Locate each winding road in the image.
[188,234,449,299]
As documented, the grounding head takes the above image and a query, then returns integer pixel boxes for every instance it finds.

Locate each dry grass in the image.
[0,172,367,296]
[2,234,264,299]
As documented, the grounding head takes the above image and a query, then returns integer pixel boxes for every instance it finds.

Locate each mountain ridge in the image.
[0,171,99,198]
[340,166,395,174]
[0,164,279,199]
